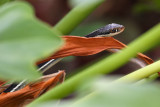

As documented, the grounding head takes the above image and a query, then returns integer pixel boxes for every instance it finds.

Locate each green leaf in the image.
[0,0,11,6]
[31,78,160,107]
[75,82,160,107]
[33,78,160,107]
[76,81,160,107]
[0,2,63,81]
[73,79,160,107]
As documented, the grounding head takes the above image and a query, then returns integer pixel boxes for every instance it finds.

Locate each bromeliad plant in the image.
[0,0,160,107]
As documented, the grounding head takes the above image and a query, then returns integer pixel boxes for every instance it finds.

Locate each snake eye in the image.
[112,29,117,33]
[114,29,119,32]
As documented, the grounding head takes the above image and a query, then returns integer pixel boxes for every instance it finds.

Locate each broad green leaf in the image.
[36,78,160,107]
[73,80,160,107]
[0,2,63,81]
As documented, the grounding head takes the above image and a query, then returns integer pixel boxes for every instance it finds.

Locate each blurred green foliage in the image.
[133,0,160,14]
[37,78,160,107]
[0,2,63,81]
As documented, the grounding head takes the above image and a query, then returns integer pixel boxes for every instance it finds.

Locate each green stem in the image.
[115,60,160,83]
[135,73,159,85]
[53,0,105,35]
[28,23,160,107]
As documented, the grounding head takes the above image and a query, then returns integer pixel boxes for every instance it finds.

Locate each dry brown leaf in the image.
[0,70,65,107]
[37,36,153,64]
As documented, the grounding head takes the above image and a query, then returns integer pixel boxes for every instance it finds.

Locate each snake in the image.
[85,23,125,37]
[2,23,125,93]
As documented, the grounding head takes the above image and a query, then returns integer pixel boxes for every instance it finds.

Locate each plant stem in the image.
[135,73,159,85]
[115,60,160,83]
[53,0,105,35]
[28,23,160,107]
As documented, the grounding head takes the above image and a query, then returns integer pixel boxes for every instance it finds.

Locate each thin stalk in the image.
[115,60,160,83]
[28,24,160,107]
[135,73,159,85]
[53,0,105,35]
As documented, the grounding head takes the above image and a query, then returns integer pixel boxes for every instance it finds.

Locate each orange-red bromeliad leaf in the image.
[0,70,65,107]
[37,36,153,64]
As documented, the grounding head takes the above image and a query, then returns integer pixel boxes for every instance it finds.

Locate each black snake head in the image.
[85,23,125,38]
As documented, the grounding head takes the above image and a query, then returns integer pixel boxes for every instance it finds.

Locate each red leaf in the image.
[0,70,65,107]
[37,36,153,64]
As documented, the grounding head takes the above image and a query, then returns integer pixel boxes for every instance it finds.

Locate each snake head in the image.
[85,23,125,38]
